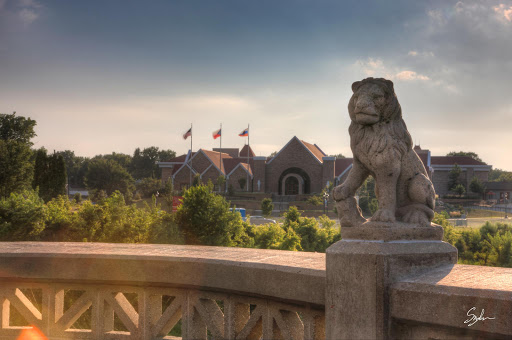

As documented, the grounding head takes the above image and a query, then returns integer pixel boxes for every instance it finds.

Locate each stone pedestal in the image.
[325,223,457,340]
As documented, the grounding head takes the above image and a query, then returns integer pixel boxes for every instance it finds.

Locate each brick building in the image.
[159,138,492,197]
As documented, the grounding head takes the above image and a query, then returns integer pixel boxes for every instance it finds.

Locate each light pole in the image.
[323,191,330,215]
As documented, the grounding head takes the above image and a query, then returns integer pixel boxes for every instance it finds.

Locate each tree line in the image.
[0,112,176,202]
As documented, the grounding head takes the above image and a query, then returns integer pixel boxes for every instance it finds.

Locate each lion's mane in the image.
[348,78,413,158]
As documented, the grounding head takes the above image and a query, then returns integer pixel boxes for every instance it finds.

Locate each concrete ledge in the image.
[0,242,326,306]
[391,264,512,337]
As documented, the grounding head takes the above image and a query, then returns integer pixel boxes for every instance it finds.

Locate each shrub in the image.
[261,198,274,217]
[306,195,322,206]
[175,184,247,246]
[0,190,46,241]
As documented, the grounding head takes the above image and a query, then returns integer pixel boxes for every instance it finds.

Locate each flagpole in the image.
[247,124,249,191]
[189,123,192,187]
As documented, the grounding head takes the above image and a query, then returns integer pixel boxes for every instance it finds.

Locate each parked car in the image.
[249,216,277,225]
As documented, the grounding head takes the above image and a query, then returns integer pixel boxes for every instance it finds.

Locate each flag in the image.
[183,128,192,140]
[212,128,221,139]
[239,127,249,137]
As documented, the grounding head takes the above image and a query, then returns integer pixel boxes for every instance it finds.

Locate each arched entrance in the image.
[278,167,311,195]
[284,175,300,195]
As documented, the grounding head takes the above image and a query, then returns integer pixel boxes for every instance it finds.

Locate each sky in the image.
[1,0,511,169]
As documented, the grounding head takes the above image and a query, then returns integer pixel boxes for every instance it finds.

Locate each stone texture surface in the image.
[340,221,444,241]
[0,242,325,306]
[326,239,457,340]
[391,264,512,338]
[333,78,436,230]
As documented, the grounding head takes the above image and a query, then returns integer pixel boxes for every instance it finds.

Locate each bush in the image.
[261,198,274,217]
[0,190,46,241]
[306,195,322,206]
[176,183,248,246]
[136,177,162,198]
[73,192,82,204]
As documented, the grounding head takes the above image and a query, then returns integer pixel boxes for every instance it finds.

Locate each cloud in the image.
[494,4,512,21]
[408,50,418,56]
[395,71,430,81]
[19,8,37,24]
[353,58,430,82]
[18,0,41,8]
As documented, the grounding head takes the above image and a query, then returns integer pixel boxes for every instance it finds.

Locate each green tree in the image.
[85,159,135,197]
[216,175,226,193]
[489,168,512,182]
[131,146,176,179]
[469,177,485,197]
[448,164,462,191]
[136,177,162,198]
[56,150,89,187]
[175,183,247,246]
[0,190,46,241]
[453,184,466,197]
[261,198,274,217]
[94,152,132,170]
[446,151,484,163]
[0,113,36,198]
[328,153,345,159]
[33,149,67,202]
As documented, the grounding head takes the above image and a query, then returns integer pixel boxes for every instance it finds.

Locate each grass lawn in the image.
[466,209,506,218]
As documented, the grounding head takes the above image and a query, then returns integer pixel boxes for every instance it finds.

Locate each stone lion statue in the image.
[333,77,435,227]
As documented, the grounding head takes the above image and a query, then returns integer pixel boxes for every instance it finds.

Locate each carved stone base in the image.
[340,221,444,241]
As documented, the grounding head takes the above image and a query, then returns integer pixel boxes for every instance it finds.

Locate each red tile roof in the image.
[164,153,195,163]
[201,149,233,174]
[430,156,487,166]
[301,140,326,162]
[223,158,243,175]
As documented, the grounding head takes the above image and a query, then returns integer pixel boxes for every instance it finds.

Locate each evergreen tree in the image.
[448,164,462,191]
[33,149,67,202]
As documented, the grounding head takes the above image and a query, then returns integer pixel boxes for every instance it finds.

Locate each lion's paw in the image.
[371,209,396,223]
[333,185,350,202]
[402,209,430,226]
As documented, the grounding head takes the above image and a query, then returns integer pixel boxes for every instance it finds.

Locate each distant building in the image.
[484,181,512,203]
[413,145,492,197]
[158,138,492,197]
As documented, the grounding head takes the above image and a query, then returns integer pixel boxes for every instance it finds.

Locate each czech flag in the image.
[239,128,249,137]
[212,128,222,139]
[183,127,192,140]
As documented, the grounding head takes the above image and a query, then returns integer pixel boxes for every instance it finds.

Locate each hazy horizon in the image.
[1,0,511,170]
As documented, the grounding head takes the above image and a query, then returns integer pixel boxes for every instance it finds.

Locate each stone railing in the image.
[0,242,325,339]
[1,241,512,339]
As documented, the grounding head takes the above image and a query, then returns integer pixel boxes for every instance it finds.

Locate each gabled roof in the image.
[223,158,243,175]
[301,140,326,162]
[227,162,253,178]
[268,136,324,165]
[430,156,487,166]
[200,149,233,174]
[240,145,255,158]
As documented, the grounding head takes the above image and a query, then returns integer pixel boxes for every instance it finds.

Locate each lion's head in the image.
[348,77,401,125]
[348,77,412,154]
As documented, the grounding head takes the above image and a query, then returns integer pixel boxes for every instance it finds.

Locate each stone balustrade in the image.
[0,242,325,339]
[1,242,512,339]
